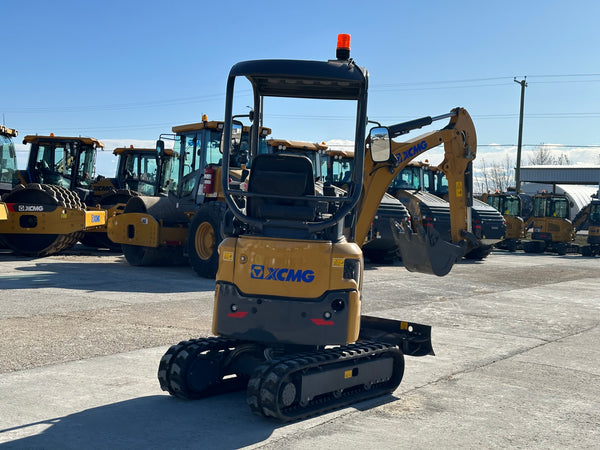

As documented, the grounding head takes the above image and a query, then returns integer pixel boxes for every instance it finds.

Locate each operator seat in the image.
[246,153,316,222]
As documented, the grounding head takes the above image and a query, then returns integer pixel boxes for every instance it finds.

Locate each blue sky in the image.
[3,0,600,178]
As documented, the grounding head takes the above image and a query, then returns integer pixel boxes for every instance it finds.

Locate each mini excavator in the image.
[158,35,478,421]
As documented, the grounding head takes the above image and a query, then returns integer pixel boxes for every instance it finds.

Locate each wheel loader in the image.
[0,134,106,256]
[158,35,480,421]
[107,118,270,277]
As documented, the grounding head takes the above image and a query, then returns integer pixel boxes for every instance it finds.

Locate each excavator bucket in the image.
[391,219,465,276]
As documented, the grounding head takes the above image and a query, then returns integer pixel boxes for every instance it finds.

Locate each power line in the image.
[3,89,252,114]
[5,74,599,114]
[479,144,600,148]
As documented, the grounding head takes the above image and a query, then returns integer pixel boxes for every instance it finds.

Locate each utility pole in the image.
[514,77,527,193]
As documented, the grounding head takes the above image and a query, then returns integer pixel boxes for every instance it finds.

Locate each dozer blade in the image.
[391,219,465,277]
[359,315,434,357]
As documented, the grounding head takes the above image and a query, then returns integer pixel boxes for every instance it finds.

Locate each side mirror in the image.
[369,127,392,163]
[232,122,243,146]
[156,139,165,156]
[223,121,244,155]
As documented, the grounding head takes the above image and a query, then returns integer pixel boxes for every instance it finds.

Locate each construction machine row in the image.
[2,117,594,262]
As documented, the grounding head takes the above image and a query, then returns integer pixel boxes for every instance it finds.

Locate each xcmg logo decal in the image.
[8,203,55,212]
[395,140,428,163]
[250,264,315,283]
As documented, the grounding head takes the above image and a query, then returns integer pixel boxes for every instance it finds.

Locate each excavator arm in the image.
[357,107,477,275]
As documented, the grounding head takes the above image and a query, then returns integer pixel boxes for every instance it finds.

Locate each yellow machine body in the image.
[531,216,576,243]
[0,206,105,234]
[214,236,362,345]
[107,212,188,247]
[504,215,527,240]
[0,203,8,220]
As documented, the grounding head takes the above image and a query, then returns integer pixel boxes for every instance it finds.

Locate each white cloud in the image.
[325,139,354,151]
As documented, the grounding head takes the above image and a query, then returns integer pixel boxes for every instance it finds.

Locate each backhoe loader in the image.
[107,118,270,276]
[157,35,479,421]
[0,134,106,256]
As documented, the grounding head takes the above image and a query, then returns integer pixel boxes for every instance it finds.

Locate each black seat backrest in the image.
[247,153,316,221]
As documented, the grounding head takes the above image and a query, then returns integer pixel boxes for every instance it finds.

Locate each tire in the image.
[187,202,227,278]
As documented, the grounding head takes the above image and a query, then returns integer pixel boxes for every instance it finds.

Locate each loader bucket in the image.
[391,219,465,277]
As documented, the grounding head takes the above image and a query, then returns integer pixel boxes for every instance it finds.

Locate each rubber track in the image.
[246,341,404,422]
[157,337,245,400]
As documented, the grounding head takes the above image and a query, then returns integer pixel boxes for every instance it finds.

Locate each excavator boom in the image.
[358,108,477,275]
